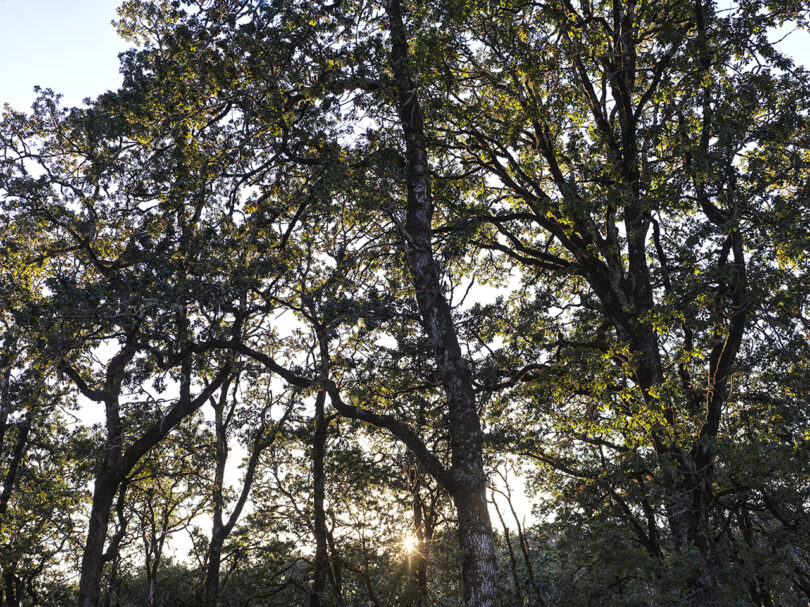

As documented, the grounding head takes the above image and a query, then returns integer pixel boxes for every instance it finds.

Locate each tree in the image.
[125,419,209,607]
[426,1,810,604]
[202,370,295,607]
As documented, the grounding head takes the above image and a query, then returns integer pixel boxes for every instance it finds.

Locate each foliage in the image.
[1,1,809,606]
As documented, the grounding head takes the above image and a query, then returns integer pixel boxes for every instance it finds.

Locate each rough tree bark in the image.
[384,1,501,605]
[309,389,330,607]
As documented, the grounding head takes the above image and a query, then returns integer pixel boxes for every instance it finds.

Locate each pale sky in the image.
[0,0,128,110]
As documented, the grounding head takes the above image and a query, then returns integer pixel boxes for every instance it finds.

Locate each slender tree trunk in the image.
[204,380,231,607]
[74,348,131,607]
[492,498,522,606]
[0,416,30,528]
[737,507,772,607]
[407,463,429,607]
[499,477,543,605]
[203,376,282,607]
[326,517,343,607]
[102,553,120,607]
[0,362,13,455]
[633,326,721,607]
[412,496,428,607]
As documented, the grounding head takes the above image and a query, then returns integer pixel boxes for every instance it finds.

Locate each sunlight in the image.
[402,532,419,554]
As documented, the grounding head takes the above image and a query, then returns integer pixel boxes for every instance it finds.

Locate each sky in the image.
[0,0,128,110]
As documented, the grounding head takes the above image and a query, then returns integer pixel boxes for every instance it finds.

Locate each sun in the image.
[402,532,419,554]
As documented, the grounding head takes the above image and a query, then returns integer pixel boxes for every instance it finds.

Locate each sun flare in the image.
[402,532,419,554]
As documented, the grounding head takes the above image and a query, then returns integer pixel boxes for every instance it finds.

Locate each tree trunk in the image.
[78,471,118,607]
[665,471,717,607]
[73,355,230,607]
[384,2,502,605]
[412,495,428,607]
[204,380,230,607]
[453,490,501,607]
[326,517,343,607]
[203,526,226,607]
[3,566,19,607]
[309,390,329,607]
[203,376,282,607]
[0,416,30,529]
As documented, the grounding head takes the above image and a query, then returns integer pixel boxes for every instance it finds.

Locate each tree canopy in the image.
[1,1,809,606]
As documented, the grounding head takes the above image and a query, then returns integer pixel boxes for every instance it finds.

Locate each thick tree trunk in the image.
[665,470,717,607]
[3,567,19,607]
[453,490,501,607]
[384,2,501,605]
[309,390,329,607]
[203,527,226,607]
[78,472,118,607]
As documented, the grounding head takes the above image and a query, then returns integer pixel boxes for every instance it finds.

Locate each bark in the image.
[101,483,129,607]
[384,1,501,605]
[664,477,716,607]
[78,471,120,607]
[309,390,329,607]
[453,491,501,607]
[0,362,12,456]
[0,415,30,528]
[78,346,130,607]
[143,508,167,607]
[738,508,773,607]
[3,567,19,607]
[406,464,429,607]
[203,529,225,607]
